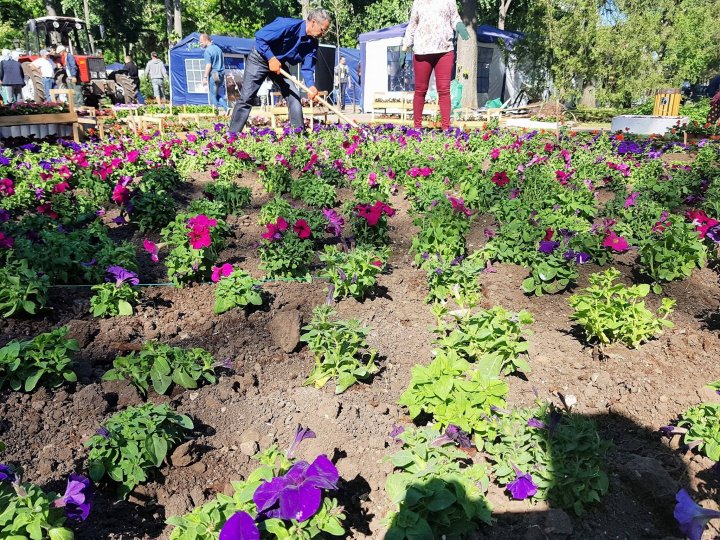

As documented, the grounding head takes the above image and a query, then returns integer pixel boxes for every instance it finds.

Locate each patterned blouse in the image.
[402,0,463,56]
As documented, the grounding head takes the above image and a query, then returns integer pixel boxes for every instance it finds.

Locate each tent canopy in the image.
[169,32,255,105]
[358,23,522,45]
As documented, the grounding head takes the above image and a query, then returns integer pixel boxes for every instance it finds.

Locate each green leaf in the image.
[147,436,168,467]
[48,528,75,540]
[24,370,44,392]
[117,300,133,316]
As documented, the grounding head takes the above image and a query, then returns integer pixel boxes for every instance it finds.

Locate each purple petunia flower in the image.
[432,424,474,449]
[0,209,10,223]
[563,250,590,264]
[624,191,640,209]
[706,225,720,244]
[506,466,538,500]
[527,418,547,429]
[253,454,339,522]
[54,474,93,521]
[322,208,345,237]
[0,464,16,483]
[106,265,139,287]
[286,424,316,459]
[674,489,720,540]
[539,240,560,254]
[219,511,259,540]
[96,427,110,439]
[389,425,405,443]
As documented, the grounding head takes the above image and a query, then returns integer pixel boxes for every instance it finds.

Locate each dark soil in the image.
[1,168,719,539]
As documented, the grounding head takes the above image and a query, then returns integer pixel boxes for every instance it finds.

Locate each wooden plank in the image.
[0,112,78,126]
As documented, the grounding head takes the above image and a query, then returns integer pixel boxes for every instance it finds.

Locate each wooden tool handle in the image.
[279,68,358,127]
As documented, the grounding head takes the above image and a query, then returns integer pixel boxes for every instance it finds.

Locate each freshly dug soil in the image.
[1,170,718,539]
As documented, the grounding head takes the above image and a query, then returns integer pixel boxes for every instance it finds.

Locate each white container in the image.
[610,115,688,135]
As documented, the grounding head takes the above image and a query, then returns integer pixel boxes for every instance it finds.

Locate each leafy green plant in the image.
[259,162,292,194]
[204,180,252,215]
[141,166,183,191]
[410,201,472,268]
[86,403,193,498]
[675,400,720,461]
[0,478,75,540]
[301,305,378,394]
[214,269,263,314]
[258,196,293,225]
[290,176,337,208]
[522,253,579,296]
[434,305,534,375]
[259,224,316,280]
[0,256,50,317]
[167,444,345,540]
[568,268,675,348]
[0,326,78,392]
[129,189,177,231]
[89,282,139,317]
[319,245,388,300]
[384,426,492,540]
[486,403,610,515]
[424,252,485,305]
[102,341,217,396]
[398,351,508,449]
[637,215,707,290]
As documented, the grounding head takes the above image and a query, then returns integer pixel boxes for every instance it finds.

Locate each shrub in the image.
[0,256,49,317]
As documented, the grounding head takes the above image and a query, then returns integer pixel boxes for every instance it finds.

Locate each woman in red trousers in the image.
[402,0,470,130]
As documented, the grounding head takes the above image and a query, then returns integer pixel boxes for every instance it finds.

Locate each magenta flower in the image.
[0,178,14,196]
[447,195,473,216]
[143,239,159,262]
[187,214,217,249]
[211,263,233,283]
[293,219,312,239]
[262,217,289,241]
[54,474,93,521]
[368,172,378,187]
[624,191,639,208]
[674,489,720,540]
[112,183,131,206]
[506,466,538,500]
[253,454,339,522]
[491,171,509,187]
[0,232,14,249]
[602,231,629,252]
[219,511,259,540]
[490,147,500,160]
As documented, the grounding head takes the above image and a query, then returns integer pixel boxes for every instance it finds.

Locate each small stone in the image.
[240,440,260,456]
[190,462,207,474]
[544,509,573,538]
[659,395,668,403]
[268,309,302,353]
[189,392,199,401]
[170,440,197,467]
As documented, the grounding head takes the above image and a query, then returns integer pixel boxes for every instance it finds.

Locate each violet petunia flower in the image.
[219,511,260,540]
[253,454,339,522]
[389,425,405,443]
[539,240,560,254]
[0,464,16,483]
[286,424,316,459]
[106,265,139,287]
[432,424,474,449]
[706,225,720,244]
[624,191,640,209]
[54,474,93,521]
[506,466,538,500]
[527,418,547,429]
[96,427,110,439]
[674,489,720,540]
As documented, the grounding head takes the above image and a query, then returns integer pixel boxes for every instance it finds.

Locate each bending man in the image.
[228,8,330,133]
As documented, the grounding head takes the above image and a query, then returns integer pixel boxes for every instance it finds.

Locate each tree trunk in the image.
[457,0,477,109]
[165,0,173,44]
[83,0,95,54]
[498,0,512,30]
[173,0,182,38]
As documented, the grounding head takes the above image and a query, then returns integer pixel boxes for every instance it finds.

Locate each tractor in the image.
[19,16,138,106]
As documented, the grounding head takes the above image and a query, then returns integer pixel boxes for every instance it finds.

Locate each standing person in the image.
[145,52,168,105]
[31,49,55,102]
[123,54,144,104]
[199,33,228,114]
[228,8,331,133]
[707,74,720,126]
[0,50,9,103]
[0,51,25,104]
[334,56,349,110]
[401,0,469,130]
[56,45,83,108]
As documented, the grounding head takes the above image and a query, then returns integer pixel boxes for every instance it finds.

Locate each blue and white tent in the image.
[358,23,523,111]
[169,33,254,106]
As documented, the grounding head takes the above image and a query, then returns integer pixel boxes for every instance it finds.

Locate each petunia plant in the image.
[259,216,316,279]
[167,427,345,540]
[301,305,378,394]
[89,265,141,317]
[319,244,388,301]
[569,267,675,348]
[213,264,264,314]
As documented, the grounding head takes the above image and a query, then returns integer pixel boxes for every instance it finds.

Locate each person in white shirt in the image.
[31,50,56,102]
[259,78,273,108]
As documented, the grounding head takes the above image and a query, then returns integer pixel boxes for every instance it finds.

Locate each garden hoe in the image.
[279,68,359,128]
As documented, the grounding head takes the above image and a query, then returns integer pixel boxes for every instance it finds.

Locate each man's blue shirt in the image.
[203,43,224,73]
[255,17,318,88]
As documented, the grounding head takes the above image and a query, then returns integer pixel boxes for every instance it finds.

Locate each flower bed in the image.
[0,125,719,539]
